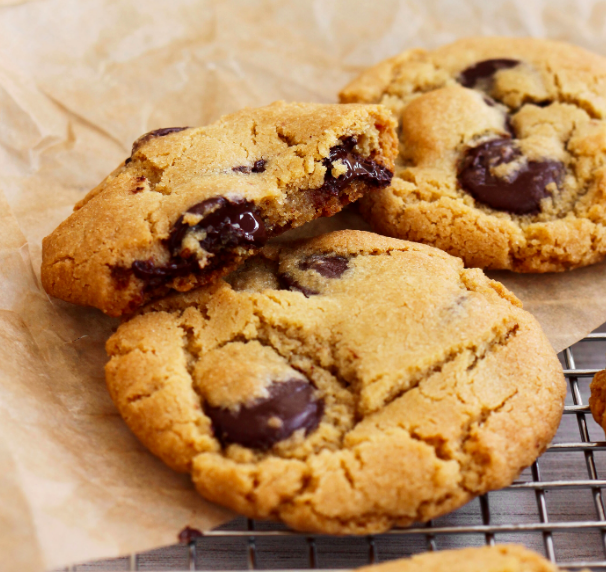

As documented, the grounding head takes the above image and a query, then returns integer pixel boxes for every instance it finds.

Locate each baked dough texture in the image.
[340,37,606,272]
[355,544,581,572]
[105,230,565,534]
[41,102,397,316]
[590,368,606,431]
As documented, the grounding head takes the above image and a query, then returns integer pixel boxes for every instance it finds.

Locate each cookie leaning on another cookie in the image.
[355,544,585,572]
[105,230,565,534]
[341,37,606,272]
[41,102,397,316]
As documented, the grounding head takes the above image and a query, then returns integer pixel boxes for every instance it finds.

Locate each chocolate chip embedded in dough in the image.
[232,159,267,174]
[278,273,319,297]
[458,138,564,215]
[319,137,393,198]
[299,254,349,278]
[459,59,520,89]
[168,197,267,257]
[131,258,198,286]
[251,159,267,173]
[205,379,324,450]
[131,126,189,155]
[121,198,267,290]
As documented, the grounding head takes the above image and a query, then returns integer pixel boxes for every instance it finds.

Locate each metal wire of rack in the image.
[67,332,606,572]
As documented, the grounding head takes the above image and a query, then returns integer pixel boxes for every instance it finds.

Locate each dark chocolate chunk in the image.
[252,159,267,173]
[124,157,132,165]
[168,197,267,256]
[232,159,266,174]
[131,258,199,286]
[459,59,520,88]
[318,137,393,199]
[278,273,319,297]
[178,526,203,544]
[205,379,324,450]
[121,198,267,290]
[299,254,349,278]
[458,138,564,215]
[131,126,189,155]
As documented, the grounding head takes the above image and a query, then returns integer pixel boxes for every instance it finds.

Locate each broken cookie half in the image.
[41,101,397,316]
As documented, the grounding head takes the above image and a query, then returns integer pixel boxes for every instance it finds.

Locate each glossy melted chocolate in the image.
[205,379,324,450]
[118,139,391,289]
[458,138,564,215]
[458,59,520,88]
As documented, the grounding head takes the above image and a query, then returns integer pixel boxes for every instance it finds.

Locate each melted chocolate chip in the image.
[459,59,520,88]
[124,198,267,289]
[205,379,324,450]
[131,258,199,285]
[168,197,267,256]
[299,254,349,278]
[278,273,319,297]
[131,126,189,155]
[233,159,267,174]
[318,137,393,199]
[458,138,564,215]
[178,526,203,543]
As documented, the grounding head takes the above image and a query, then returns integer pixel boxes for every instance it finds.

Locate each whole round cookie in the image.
[105,230,565,534]
[356,545,570,572]
[340,37,606,272]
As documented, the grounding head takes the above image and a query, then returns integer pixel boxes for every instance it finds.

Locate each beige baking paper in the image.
[1,0,606,570]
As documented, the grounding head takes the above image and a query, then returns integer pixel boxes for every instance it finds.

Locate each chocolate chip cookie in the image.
[105,230,565,534]
[589,368,606,432]
[41,102,397,316]
[356,544,576,572]
[340,37,606,272]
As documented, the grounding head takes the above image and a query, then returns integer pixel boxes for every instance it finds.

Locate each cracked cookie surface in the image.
[356,544,578,572]
[340,37,606,272]
[105,230,565,534]
[41,101,397,316]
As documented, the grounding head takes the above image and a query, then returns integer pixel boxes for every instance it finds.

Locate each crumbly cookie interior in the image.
[41,102,397,315]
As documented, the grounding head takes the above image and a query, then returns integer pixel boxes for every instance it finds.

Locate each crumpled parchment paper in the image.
[1,0,606,570]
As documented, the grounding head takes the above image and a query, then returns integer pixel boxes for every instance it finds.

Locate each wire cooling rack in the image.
[67,332,606,571]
